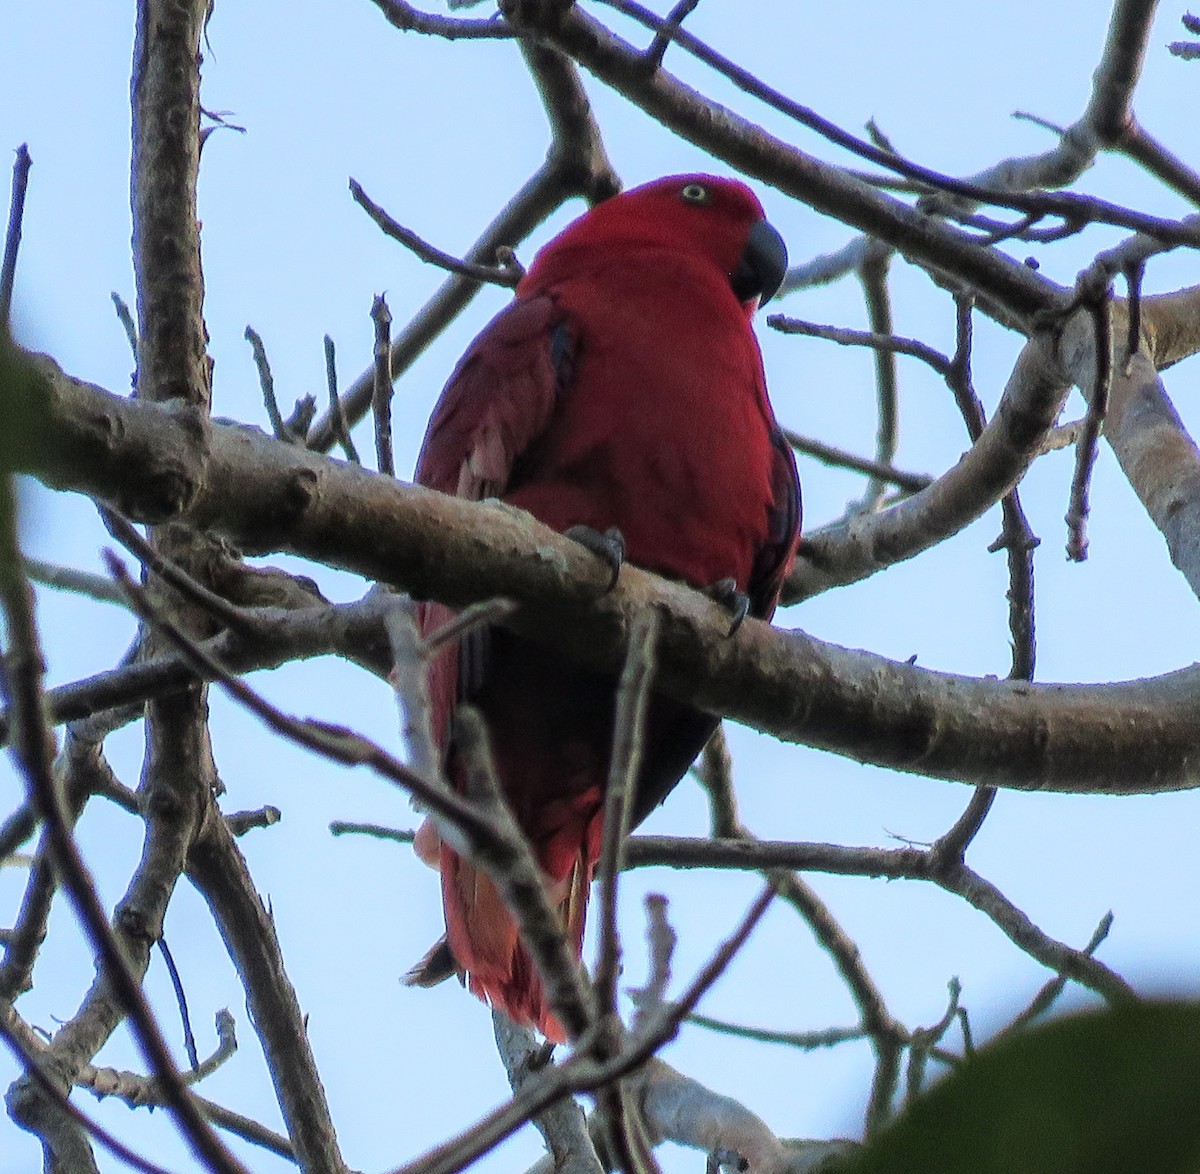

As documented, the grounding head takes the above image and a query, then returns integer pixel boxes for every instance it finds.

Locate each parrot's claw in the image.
[704,577,750,636]
[566,524,625,593]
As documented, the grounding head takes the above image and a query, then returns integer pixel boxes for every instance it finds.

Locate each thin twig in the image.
[452,705,599,1041]
[384,596,442,787]
[595,608,661,1018]
[157,937,200,1070]
[245,325,297,444]
[1,143,31,327]
[283,393,317,440]
[782,429,932,493]
[323,335,360,463]
[23,558,129,606]
[328,820,414,843]
[80,1009,237,1107]
[904,978,963,1104]
[493,1012,603,1174]
[932,787,997,871]
[932,297,1002,863]
[1040,419,1087,453]
[775,870,903,1135]
[351,179,522,288]
[190,1095,296,1161]
[111,292,139,359]
[0,753,91,1001]
[1118,118,1200,208]
[643,0,700,70]
[864,116,900,156]
[995,912,1114,1039]
[629,885,776,1063]
[1123,259,1144,359]
[1012,110,1068,136]
[1066,280,1114,561]
[856,241,898,512]
[622,835,1134,1006]
[945,294,986,439]
[684,1013,866,1051]
[629,893,676,1032]
[368,0,516,39]
[994,489,1039,684]
[186,818,344,1171]
[418,597,518,655]
[223,805,281,836]
[594,611,665,1174]
[768,314,951,377]
[98,506,253,635]
[693,730,902,1133]
[371,293,395,477]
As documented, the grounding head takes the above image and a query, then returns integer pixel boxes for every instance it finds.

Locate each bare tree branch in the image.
[493,1013,604,1174]
[351,179,523,287]
[14,353,1200,794]
[595,608,660,1018]
[0,476,250,1172]
[622,835,1132,1006]
[782,429,932,495]
[786,332,1068,601]
[1060,317,1200,601]
[187,813,348,1172]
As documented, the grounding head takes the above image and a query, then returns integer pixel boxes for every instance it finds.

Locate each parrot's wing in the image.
[413,289,577,726]
[415,293,573,502]
[747,424,802,619]
[406,294,579,998]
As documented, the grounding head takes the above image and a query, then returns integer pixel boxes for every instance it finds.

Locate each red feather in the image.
[407,175,800,1039]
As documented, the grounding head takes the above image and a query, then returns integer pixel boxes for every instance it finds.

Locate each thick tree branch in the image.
[500,0,1067,324]
[0,591,395,745]
[13,353,1200,795]
[1141,286,1200,369]
[1093,348,1200,599]
[130,0,210,409]
[589,0,1197,246]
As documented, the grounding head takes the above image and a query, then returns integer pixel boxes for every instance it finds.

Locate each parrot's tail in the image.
[406,814,600,1042]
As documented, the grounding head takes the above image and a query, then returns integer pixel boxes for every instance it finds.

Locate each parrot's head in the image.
[520,174,788,313]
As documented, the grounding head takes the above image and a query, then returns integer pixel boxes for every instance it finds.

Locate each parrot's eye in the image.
[679,183,710,205]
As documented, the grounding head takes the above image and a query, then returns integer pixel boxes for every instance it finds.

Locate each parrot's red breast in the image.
[407,175,800,1039]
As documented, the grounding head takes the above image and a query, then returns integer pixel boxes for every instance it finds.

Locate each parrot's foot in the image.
[566,524,625,592]
[703,577,750,636]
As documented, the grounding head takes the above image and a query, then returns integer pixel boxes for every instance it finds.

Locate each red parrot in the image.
[406,174,800,1040]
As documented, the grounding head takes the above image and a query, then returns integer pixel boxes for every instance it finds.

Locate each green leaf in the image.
[850,1001,1200,1174]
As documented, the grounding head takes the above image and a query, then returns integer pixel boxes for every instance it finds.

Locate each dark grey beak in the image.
[730,218,788,305]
